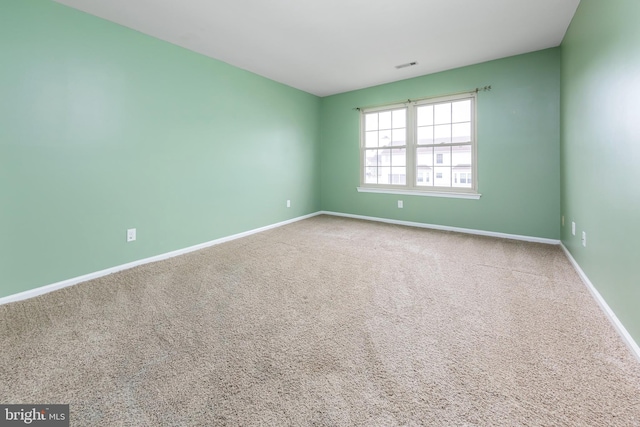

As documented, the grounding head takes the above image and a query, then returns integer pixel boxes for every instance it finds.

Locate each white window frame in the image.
[357,92,480,200]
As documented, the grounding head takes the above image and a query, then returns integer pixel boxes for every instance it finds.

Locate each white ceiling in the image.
[53,0,580,97]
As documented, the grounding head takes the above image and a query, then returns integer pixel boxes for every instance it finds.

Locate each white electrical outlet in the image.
[286,200,291,208]
[582,231,587,247]
[571,221,576,236]
[398,200,403,209]
[127,228,136,242]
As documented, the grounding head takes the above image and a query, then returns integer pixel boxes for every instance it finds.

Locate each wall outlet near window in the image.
[127,228,136,242]
[571,221,576,236]
[582,231,587,247]
[397,200,403,208]
[286,200,291,208]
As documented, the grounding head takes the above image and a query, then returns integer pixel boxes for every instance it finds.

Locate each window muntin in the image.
[361,93,476,194]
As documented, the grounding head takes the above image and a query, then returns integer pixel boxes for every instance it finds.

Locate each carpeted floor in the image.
[1,215,639,426]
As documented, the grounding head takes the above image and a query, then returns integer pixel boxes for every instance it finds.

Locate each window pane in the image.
[365,131,378,148]
[434,125,451,144]
[379,130,391,147]
[391,167,406,185]
[434,146,451,166]
[417,126,433,145]
[452,123,471,143]
[416,167,433,186]
[379,167,391,184]
[365,113,378,131]
[434,103,451,125]
[392,109,406,129]
[379,111,391,130]
[391,129,406,146]
[391,148,406,167]
[434,167,450,186]
[452,145,472,167]
[417,105,433,126]
[452,169,472,188]
[365,149,378,167]
[452,100,471,123]
[365,167,377,184]
[378,149,391,167]
[416,147,433,166]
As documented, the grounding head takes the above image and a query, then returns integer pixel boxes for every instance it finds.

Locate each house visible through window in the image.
[361,92,477,195]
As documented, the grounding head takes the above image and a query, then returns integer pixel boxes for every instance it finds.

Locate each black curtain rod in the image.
[353,85,491,111]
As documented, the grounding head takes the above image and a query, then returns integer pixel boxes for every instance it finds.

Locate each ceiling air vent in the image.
[395,61,417,69]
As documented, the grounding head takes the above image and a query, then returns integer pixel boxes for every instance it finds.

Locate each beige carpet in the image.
[1,215,639,426]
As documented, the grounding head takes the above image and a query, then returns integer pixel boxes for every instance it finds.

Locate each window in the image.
[363,108,407,186]
[360,92,477,198]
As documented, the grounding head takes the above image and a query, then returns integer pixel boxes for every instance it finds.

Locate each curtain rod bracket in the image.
[475,85,492,93]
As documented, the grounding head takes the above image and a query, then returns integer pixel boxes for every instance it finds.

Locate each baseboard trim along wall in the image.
[4,209,638,362]
[560,244,640,361]
[0,212,322,307]
[322,211,639,360]
[2,210,556,306]
[320,211,561,245]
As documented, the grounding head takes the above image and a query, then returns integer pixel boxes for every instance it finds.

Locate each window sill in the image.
[356,187,482,200]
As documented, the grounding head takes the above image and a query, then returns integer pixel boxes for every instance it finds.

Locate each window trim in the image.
[356,186,481,199]
[359,92,480,199]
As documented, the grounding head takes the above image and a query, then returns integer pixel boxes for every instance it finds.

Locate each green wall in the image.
[319,49,561,239]
[561,0,640,342]
[0,0,321,298]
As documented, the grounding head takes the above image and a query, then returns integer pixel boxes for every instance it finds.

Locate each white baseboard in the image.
[6,210,637,362]
[560,244,640,361]
[319,211,561,245]
[0,212,322,306]
[2,211,553,307]
[321,210,639,361]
